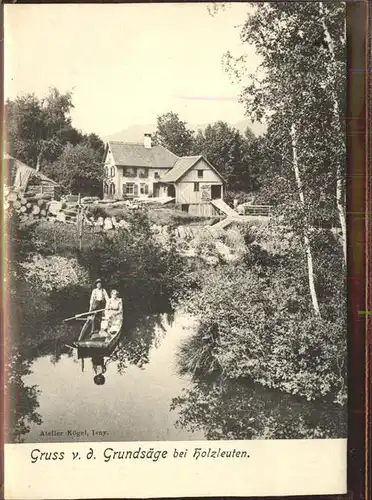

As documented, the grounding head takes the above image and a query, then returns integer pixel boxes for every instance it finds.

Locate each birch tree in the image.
[222,2,346,259]
[318,1,347,263]
[217,2,346,314]
[290,123,321,316]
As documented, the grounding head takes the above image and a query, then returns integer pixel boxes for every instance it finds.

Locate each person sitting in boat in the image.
[89,279,109,332]
[105,289,123,334]
[91,318,109,340]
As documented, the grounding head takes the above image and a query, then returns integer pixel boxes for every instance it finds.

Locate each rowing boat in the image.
[75,314,123,352]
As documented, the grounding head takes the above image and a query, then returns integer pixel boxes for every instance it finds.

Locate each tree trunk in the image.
[318,2,347,265]
[290,123,321,317]
[36,152,42,172]
[336,175,347,262]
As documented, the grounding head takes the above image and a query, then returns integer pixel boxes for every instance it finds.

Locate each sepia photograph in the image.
[4,1,347,450]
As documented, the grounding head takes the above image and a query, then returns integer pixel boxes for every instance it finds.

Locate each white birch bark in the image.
[36,149,43,172]
[290,123,321,317]
[318,2,347,264]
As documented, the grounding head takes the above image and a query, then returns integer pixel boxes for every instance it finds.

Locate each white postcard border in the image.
[5,438,347,499]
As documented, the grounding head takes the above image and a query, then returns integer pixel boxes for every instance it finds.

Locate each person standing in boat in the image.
[89,279,109,332]
[105,289,123,334]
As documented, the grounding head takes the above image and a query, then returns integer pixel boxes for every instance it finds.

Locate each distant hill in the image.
[104,119,266,143]
[105,124,157,143]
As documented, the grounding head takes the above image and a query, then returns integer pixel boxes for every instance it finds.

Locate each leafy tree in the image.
[218,2,346,315]
[82,132,105,159]
[6,88,76,169]
[192,121,258,191]
[223,2,346,262]
[153,112,195,156]
[6,94,45,169]
[6,88,105,192]
[44,143,104,196]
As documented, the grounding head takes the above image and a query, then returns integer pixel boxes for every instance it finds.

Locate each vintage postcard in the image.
[3,2,349,499]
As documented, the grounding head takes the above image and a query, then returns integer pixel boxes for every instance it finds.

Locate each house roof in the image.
[4,154,59,186]
[160,155,224,183]
[160,156,202,183]
[107,141,179,170]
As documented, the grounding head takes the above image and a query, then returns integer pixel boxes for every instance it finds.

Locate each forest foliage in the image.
[6,87,105,196]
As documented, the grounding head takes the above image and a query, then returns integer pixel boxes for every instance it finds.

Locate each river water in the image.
[17,310,346,443]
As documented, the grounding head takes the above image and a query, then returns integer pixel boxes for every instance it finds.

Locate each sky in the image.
[4,3,261,138]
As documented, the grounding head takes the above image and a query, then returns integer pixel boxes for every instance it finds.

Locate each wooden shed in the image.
[4,154,60,199]
[158,155,225,217]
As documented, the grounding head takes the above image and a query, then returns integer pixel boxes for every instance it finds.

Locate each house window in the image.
[110,183,115,195]
[111,166,116,177]
[194,182,199,192]
[197,170,204,178]
[140,183,149,195]
[124,167,136,177]
[104,183,108,194]
[154,172,160,179]
[139,168,149,179]
[104,167,108,177]
[126,183,134,195]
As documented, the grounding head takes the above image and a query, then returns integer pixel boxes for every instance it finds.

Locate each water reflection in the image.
[7,311,182,442]
[170,376,347,440]
[8,310,346,443]
[5,353,42,443]
[112,312,174,374]
[51,313,175,385]
[80,354,108,385]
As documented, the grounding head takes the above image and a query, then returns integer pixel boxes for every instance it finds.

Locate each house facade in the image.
[103,135,224,216]
[156,156,224,216]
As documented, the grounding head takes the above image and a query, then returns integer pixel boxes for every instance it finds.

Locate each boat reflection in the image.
[77,331,124,386]
[75,312,172,384]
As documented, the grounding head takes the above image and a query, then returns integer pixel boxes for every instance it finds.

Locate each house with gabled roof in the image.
[103,134,224,216]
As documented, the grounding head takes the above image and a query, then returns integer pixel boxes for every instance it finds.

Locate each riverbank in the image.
[8,206,347,444]
[174,224,347,406]
[12,310,346,444]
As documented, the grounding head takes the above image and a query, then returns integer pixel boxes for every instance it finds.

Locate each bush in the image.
[19,255,88,292]
[193,229,219,257]
[9,212,38,263]
[223,228,245,253]
[147,208,176,226]
[208,216,225,225]
[32,221,103,257]
[78,210,188,315]
[105,206,130,220]
[178,263,346,404]
[85,204,109,219]
[147,207,208,227]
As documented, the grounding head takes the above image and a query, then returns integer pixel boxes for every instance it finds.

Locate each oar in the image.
[64,343,77,350]
[63,309,106,323]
